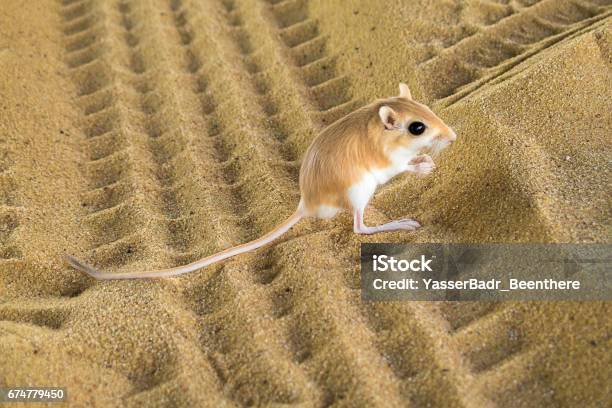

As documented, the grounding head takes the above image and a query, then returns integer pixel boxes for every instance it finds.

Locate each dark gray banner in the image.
[361,244,611,301]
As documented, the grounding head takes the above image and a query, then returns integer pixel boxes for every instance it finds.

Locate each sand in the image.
[0,0,610,406]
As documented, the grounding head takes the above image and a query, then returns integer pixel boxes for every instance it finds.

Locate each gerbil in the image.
[66,83,456,279]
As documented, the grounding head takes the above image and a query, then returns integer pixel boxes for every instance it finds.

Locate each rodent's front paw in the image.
[409,155,435,176]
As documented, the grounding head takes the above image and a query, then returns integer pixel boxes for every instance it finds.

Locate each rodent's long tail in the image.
[65,207,304,280]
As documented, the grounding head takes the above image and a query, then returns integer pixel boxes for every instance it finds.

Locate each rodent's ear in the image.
[399,83,412,99]
[379,106,397,130]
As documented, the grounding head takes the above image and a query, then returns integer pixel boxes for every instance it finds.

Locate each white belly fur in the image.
[347,147,417,211]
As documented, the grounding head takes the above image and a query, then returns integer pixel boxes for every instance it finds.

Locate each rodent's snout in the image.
[436,128,457,143]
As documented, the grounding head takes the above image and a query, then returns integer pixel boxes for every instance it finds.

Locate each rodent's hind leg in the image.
[352,207,420,235]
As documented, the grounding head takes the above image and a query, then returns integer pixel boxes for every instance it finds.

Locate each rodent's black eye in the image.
[408,121,426,136]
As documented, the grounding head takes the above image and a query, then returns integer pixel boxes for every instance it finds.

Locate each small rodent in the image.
[66,83,456,279]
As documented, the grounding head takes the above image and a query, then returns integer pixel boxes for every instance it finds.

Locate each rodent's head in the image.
[377,83,456,155]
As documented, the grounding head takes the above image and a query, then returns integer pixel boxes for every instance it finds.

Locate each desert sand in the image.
[0,0,610,406]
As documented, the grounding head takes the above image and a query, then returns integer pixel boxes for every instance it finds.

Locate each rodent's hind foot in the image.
[378,218,421,232]
[392,218,421,230]
[354,218,421,234]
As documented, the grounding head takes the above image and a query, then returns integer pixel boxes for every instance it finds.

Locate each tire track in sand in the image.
[418,0,612,104]
[60,0,233,402]
[62,0,307,403]
[447,306,557,407]
[257,0,364,130]
[62,0,168,269]
[159,0,321,404]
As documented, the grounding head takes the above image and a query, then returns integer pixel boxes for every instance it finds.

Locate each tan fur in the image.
[299,96,452,214]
